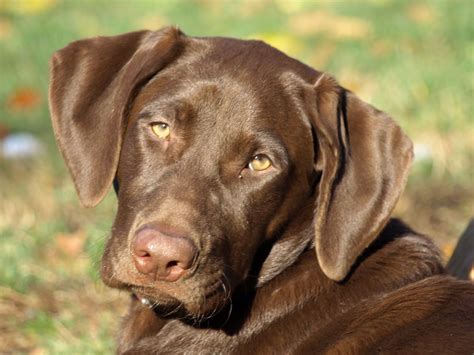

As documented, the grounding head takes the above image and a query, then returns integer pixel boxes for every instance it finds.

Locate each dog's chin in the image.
[132,284,230,321]
[101,260,234,320]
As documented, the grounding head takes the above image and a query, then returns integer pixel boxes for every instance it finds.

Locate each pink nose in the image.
[132,225,197,282]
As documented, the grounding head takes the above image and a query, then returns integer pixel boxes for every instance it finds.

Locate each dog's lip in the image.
[132,292,153,307]
[132,286,158,300]
[130,275,227,304]
[132,292,155,308]
[131,285,176,306]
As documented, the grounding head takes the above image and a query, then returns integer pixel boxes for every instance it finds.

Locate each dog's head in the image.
[49,27,412,318]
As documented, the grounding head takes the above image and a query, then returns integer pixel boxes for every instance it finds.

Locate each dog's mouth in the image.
[131,289,177,313]
[131,287,173,308]
[129,276,232,320]
[134,293,154,308]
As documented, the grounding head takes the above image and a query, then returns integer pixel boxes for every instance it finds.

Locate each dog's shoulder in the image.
[293,220,474,353]
[296,276,474,354]
[337,218,443,290]
[233,219,449,353]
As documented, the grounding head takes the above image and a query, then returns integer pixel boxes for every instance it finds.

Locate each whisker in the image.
[163,302,182,317]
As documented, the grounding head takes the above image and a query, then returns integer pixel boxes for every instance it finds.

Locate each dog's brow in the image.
[137,111,154,120]
[137,105,177,122]
[254,132,289,168]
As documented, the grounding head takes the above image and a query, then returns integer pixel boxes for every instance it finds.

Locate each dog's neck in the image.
[256,200,314,287]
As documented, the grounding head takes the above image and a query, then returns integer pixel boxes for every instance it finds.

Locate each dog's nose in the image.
[132,225,197,282]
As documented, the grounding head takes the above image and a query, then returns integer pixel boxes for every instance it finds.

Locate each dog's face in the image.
[49,28,413,318]
[105,38,316,315]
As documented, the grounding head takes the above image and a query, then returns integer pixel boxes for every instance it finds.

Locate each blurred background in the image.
[0,0,472,353]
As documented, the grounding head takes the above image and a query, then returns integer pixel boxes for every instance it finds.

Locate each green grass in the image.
[0,0,472,353]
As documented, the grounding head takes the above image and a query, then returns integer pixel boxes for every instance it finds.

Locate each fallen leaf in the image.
[407,4,437,24]
[274,0,307,14]
[309,42,336,69]
[249,33,302,57]
[0,123,9,139]
[336,69,376,99]
[55,230,86,257]
[0,19,12,40]
[239,0,273,17]
[29,348,46,355]
[442,242,455,260]
[3,0,57,15]
[394,194,410,216]
[370,40,393,57]
[289,11,371,39]
[136,15,169,30]
[6,88,41,111]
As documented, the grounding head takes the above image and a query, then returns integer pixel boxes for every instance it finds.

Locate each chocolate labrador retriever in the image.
[49,27,474,353]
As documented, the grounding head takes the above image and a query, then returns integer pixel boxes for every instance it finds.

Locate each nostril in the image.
[136,250,151,258]
[167,260,179,269]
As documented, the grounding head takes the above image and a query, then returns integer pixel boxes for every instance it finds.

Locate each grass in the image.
[0,0,472,353]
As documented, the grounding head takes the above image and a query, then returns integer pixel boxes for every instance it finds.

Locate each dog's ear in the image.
[310,74,413,281]
[49,27,183,207]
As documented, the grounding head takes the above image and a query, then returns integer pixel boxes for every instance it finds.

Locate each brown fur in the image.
[49,27,474,354]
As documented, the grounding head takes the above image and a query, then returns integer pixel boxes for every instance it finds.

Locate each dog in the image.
[49,27,474,354]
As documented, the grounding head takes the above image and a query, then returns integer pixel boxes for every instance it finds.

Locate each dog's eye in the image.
[248,154,272,171]
[151,122,170,139]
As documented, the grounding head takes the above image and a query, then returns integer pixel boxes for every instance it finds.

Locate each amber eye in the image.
[151,122,170,139]
[248,154,272,171]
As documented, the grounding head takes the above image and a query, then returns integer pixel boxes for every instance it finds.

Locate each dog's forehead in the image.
[197,36,312,76]
[133,36,317,128]
[186,36,317,97]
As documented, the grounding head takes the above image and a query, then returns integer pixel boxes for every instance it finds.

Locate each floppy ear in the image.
[310,74,413,281]
[49,27,183,207]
